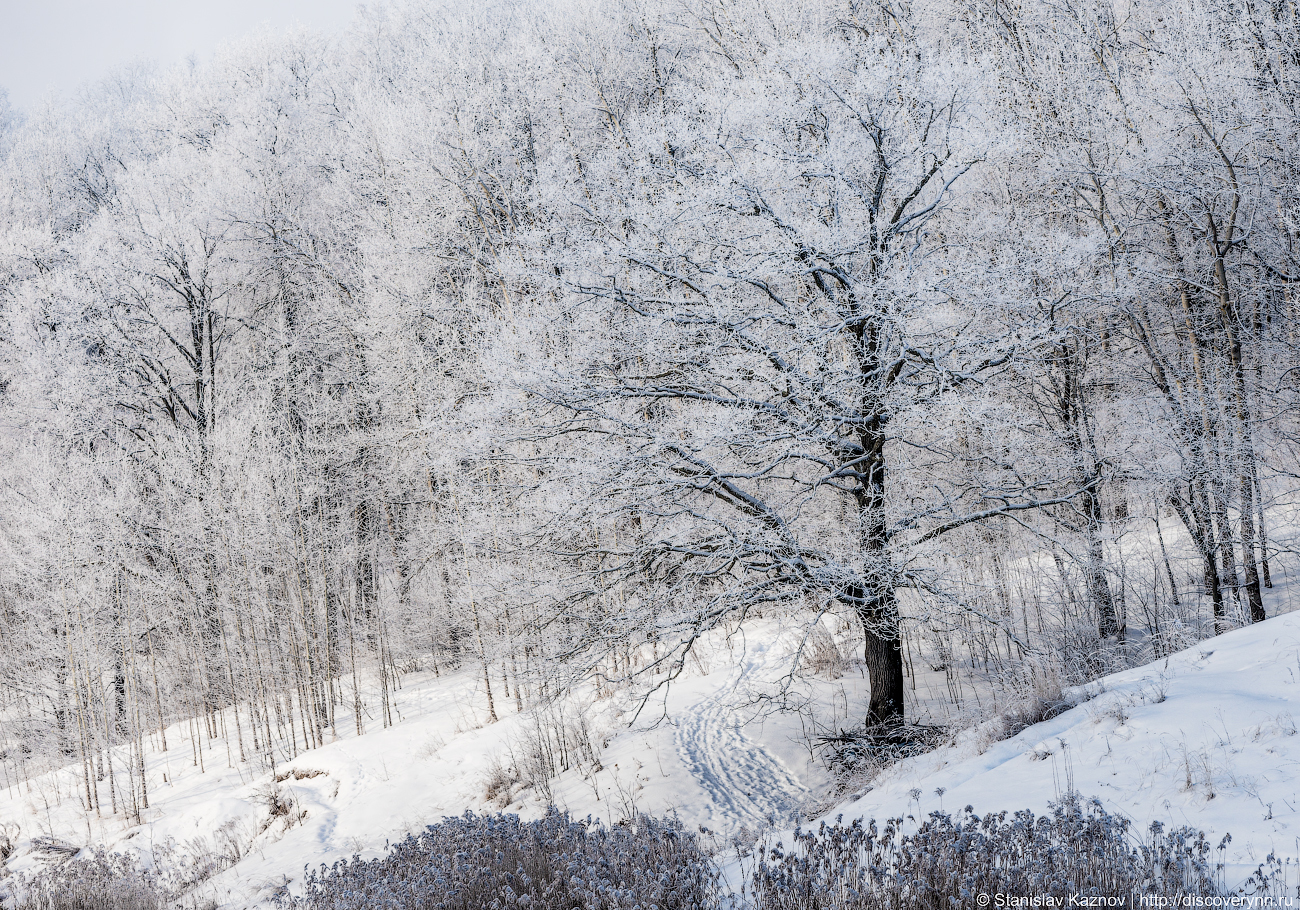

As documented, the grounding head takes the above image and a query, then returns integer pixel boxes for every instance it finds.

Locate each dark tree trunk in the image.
[848,410,904,726]
[325,571,342,679]
[862,610,905,726]
[1170,482,1228,634]
[842,582,905,726]
[54,639,76,756]
[356,499,377,623]
[1206,549,1226,633]
[1239,469,1267,623]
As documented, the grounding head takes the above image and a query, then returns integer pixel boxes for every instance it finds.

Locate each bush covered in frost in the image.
[280,807,721,910]
[280,800,1244,910]
[12,848,166,910]
[748,794,1224,910]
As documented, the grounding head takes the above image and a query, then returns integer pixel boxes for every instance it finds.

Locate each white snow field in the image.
[3,610,1300,905]
[835,609,1300,889]
[0,620,853,906]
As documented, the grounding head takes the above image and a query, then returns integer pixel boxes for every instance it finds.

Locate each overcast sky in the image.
[0,0,362,112]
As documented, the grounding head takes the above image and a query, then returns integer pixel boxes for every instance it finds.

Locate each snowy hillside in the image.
[831,610,1300,888]
[0,621,858,907]
[5,611,1300,905]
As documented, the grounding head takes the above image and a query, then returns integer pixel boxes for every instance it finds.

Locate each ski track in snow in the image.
[675,644,809,830]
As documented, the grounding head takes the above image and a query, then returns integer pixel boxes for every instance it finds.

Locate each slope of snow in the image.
[5,611,1300,906]
[0,619,854,907]
[826,610,1300,887]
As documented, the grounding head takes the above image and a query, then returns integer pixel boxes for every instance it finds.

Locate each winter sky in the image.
[0,0,361,111]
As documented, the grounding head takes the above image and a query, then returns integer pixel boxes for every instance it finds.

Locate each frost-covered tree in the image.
[496,0,1097,726]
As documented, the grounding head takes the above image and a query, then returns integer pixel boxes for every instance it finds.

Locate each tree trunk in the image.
[849,420,904,727]
[1239,470,1266,622]
[1209,206,1265,623]
[862,608,905,726]
[1154,504,1181,607]
[1170,484,1227,633]
[1206,548,1226,633]
[1082,480,1120,640]
[1057,339,1121,641]
[1256,474,1272,588]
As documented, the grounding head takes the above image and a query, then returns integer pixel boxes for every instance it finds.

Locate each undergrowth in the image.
[277,808,720,910]
[18,800,1289,910]
[11,849,166,910]
[745,794,1231,909]
[10,839,229,910]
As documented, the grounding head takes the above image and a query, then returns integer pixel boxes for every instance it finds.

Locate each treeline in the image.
[0,0,1298,811]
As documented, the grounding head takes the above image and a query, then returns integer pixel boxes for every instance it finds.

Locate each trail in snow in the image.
[675,642,809,830]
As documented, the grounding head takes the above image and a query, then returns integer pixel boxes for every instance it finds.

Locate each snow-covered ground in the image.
[832,609,1300,889]
[0,618,858,906]
[4,608,1300,905]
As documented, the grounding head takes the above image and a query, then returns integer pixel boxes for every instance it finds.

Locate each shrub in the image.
[12,849,165,910]
[748,794,1223,910]
[815,721,949,792]
[995,689,1075,740]
[281,808,722,910]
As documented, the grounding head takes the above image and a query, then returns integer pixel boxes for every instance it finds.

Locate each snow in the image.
[4,611,1300,905]
[827,611,1300,888]
[0,619,846,906]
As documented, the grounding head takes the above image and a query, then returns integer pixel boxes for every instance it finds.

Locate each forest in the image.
[0,0,1298,827]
